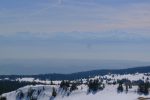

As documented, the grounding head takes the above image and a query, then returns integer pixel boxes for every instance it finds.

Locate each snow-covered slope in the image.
[1,73,150,100]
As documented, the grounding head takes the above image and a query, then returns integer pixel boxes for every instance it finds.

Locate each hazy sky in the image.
[0,0,150,74]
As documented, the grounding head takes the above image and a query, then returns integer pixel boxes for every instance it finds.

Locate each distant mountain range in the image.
[1,66,150,80]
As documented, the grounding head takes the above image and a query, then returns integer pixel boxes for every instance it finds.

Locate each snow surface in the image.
[16,78,61,85]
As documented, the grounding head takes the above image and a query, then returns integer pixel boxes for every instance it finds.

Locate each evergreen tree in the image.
[70,82,78,92]
[125,83,128,93]
[42,86,45,91]
[88,79,104,92]
[138,81,150,95]
[52,87,57,97]
[117,82,123,93]
[129,83,132,89]
[60,80,65,88]
[37,89,41,95]
[60,80,70,91]
[27,88,35,99]
[16,90,24,99]
[50,80,54,85]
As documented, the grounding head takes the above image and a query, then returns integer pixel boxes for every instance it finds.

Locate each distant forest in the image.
[0,80,45,95]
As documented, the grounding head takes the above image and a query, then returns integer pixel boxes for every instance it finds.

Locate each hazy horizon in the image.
[0,58,150,75]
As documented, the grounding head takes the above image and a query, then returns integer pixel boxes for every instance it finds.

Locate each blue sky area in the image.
[0,0,150,74]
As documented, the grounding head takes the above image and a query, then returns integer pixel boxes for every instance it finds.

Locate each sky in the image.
[0,0,150,74]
